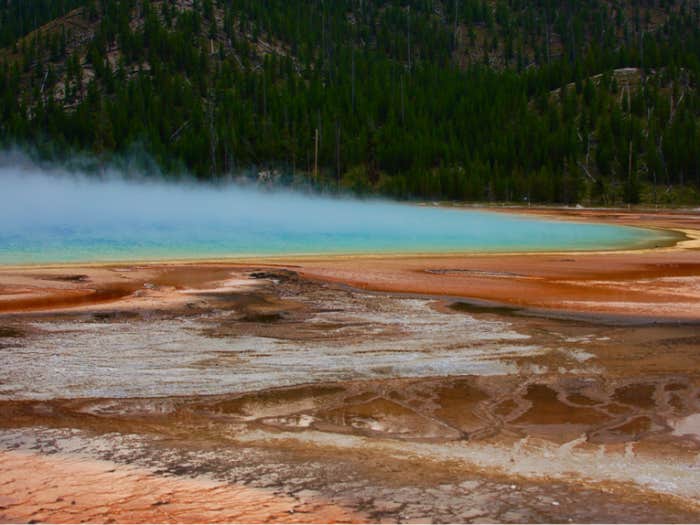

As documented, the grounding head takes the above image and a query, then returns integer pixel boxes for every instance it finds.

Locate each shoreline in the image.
[0,206,692,270]
[0,208,698,320]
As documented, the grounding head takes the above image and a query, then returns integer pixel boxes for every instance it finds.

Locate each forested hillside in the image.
[1,0,699,204]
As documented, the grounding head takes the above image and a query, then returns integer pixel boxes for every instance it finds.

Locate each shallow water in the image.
[0,294,538,400]
[0,165,670,264]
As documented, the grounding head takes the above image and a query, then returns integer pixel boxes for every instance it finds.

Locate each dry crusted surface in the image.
[0,422,698,524]
[0,448,364,524]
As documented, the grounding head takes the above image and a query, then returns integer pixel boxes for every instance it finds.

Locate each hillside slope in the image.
[0,0,698,204]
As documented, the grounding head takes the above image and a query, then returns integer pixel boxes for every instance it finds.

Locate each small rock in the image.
[294,489,321,500]
[404,517,433,524]
[501,510,530,522]
[458,508,487,520]
[538,496,558,506]
[373,499,403,513]
[459,480,481,491]
[404,504,433,514]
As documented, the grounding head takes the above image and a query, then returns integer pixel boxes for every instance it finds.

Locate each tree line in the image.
[0,0,698,204]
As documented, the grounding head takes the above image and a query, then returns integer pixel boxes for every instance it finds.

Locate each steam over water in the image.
[0,157,666,264]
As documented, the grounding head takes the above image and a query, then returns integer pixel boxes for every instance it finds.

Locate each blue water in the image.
[0,166,670,265]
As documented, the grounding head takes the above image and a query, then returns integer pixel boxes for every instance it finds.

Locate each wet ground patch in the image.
[0,326,24,338]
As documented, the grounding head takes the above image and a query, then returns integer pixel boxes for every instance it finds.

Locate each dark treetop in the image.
[1,0,698,204]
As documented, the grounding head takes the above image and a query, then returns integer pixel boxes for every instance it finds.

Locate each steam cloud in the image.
[0,152,656,264]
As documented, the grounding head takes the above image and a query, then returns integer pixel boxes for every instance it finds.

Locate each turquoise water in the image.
[0,168,671,265]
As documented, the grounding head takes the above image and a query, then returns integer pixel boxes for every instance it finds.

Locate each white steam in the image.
[0,153,659,264]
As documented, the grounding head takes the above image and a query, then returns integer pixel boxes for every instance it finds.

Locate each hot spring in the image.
[0,160,672,265]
